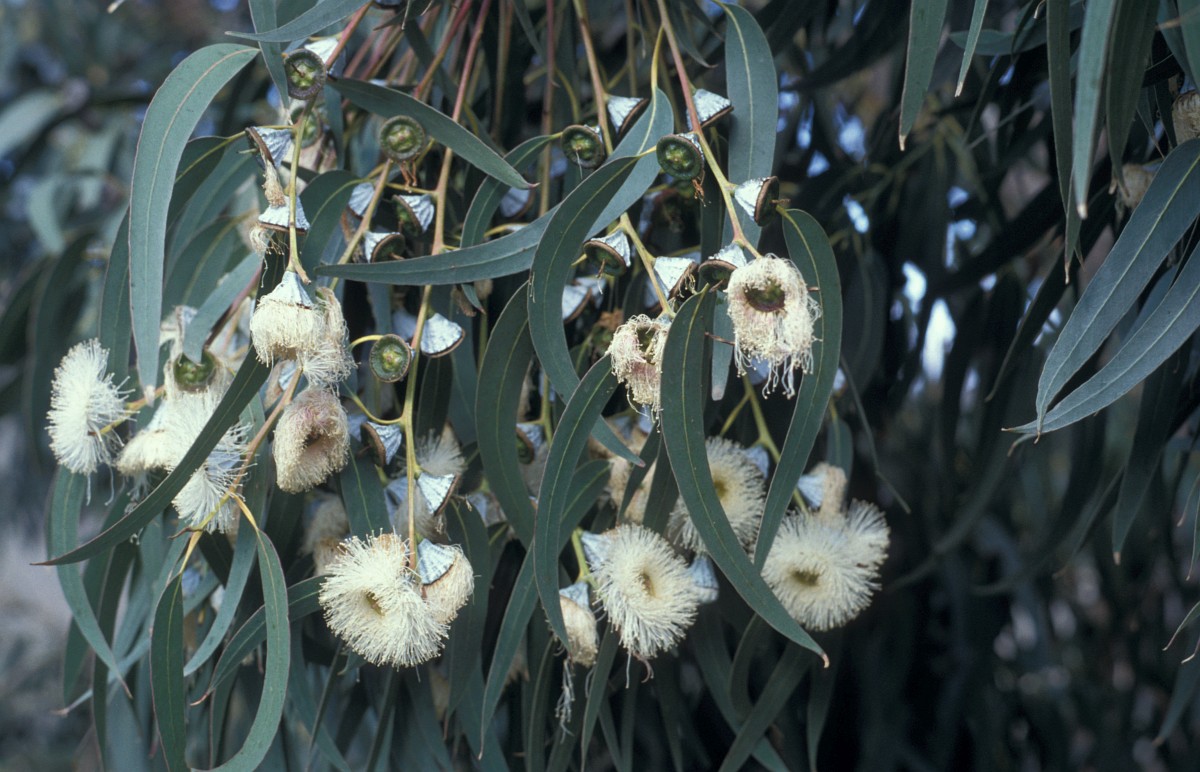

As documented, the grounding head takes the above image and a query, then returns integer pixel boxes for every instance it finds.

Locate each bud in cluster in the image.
[1173,90,1200,144]
[47,340,129,476]
[590,524,701,659]
[656,133,705,182]
[283,48,326,101]
[273,388,350,493]
[726,255,821,397]
[380,115,427,162]
[417,541,474,625]
[318,533,447,667]
[561,124,606,169]
[608,315,670,414]
[558,582,599,667]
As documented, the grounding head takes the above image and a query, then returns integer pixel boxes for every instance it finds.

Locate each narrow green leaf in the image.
[1111,352,1183,558]
[535,357,619,646]
[805,636,840,770]
[527,156,648,462]
[287,630,352,772]
[955,0,990,96]
[185,520,259,676]
[723,2,778,246]
[338,454,392,537]
[230,0,364,42]
[165,136,232,226]
[0,89,64,158]
[1020,244,1200,434]
[168,143,254,262]
[1181,0,1200,83]
[182,254,258,363]
[581,630,621,755]
[719,643,810,772]
[1105,0,1157,186]
[208,532,291,771]
[1032,140,1200,429]
[479,551,537,744]
[164,218,246,310]
[248,0,287,97]
[949,4,1084,55]
[757,211,843,565]
[128,44,257,396]
[42,350,272,565]
[335,78,529,189]
[1069,0,1118,216]
[1156,656,1200,743]
[443,502,490,718]
[660,292,823,658]
[899,0,950,148]
[99,214,132,385]
[206,577,321,698]
[150,574,188,771]
[474,288,536,545]
[48,471,128,694]
[298,170,359,271]
[461,135,554,248]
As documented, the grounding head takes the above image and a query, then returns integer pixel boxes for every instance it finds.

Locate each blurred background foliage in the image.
[4,0,1200,769]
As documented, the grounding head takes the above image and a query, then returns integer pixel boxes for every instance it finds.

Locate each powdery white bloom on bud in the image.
[608,315,670,413]
[258,198,310,232]
[386,432,465,536]
[1116,163,1156,211]
[558,582,599,667]
[689,88,732,128]
[418,541,474,625]
[795,462,848,524]
[579,530,612,573]
[47,340,129,476]
[303,494,350,575]
[273,388,350,493]
[726,255,821,397]
[1174,90,1200,144]
[668,437,765,553]
[250,271,321,366]
[318,533,447,667]
[688,555,720,604]
[591,524,700,660]
[760,509,888,632]
[606,95,648,137]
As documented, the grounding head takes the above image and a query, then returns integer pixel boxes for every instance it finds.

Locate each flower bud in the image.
[369,334,413,383]
[418,541,474,625]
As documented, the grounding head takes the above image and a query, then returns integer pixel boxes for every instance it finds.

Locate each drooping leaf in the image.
[128,44,257,397]
[899,0,950,148]
[1032,140,1200,431]
[756,211,843,564]
[1069,0,1118,217]
[719,643,810,772]
[660,292,823,658]
[955,0,990,95]
[230,0,364,43]
[150,573,187,771]
[181,253,258,363]
[534,356,618,646]
[334,78,530,189]
[723,2,778,247]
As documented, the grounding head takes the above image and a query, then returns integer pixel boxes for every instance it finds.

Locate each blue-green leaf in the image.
[1069,0,1117,216]
[128,44,257,397]
[719,643,810,772]
[756,211,843,564]
[209,530,291,771]
[230,0,363,43]
[955,0,990,95]
[1029,140,1200,431]
[150,574,187,771]
[660,292,823,658]
[335,78,529,189]
[723,2,778,246]
[181,253,258,363]
[535,357,619,646]
[899,0,950,148]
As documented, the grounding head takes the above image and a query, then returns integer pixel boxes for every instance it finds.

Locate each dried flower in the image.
[250,271,322,365]
[1116,163,1156,211]
[1173,90,1200,144]
[726,255,821,397]
[668,437,765,552]
[47,340,129,476]
[318,533,447,667]
[591,524,700,659]
[273,388,350,493]
[608,315,670,413]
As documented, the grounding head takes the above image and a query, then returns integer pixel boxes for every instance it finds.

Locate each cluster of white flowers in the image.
[317,532,474,668]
